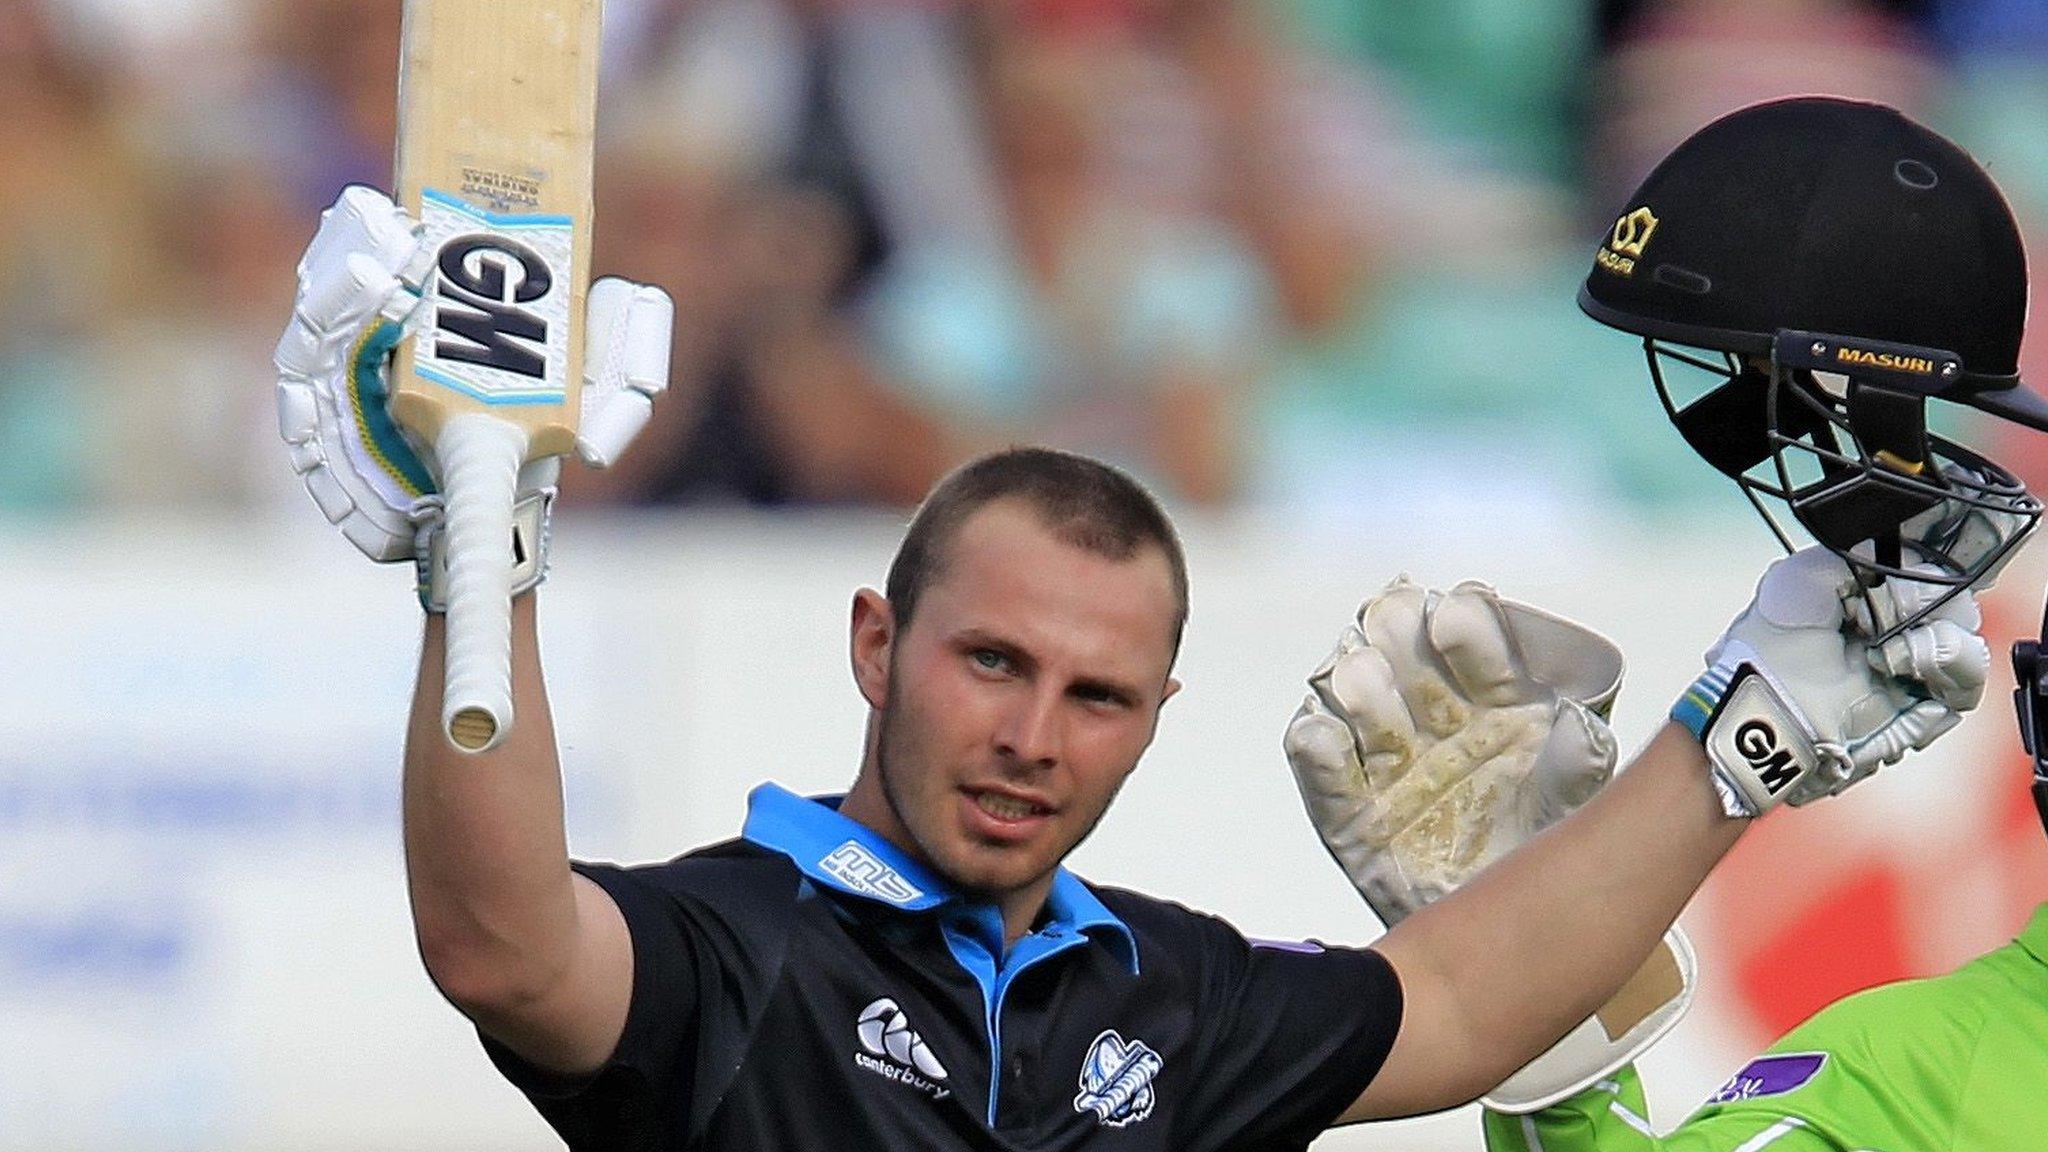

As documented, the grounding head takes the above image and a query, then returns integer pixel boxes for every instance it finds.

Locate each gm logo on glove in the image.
[1734,719,1800,797]
[1703,666,1827,813]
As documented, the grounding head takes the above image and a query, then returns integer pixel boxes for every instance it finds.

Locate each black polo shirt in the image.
[483,784,1404,1150]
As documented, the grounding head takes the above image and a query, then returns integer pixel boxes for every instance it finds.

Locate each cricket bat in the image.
[391,0,603,752]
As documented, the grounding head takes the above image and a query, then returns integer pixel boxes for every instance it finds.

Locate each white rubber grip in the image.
[434,413,530,753]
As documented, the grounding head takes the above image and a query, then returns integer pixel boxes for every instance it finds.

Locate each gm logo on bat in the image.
[432,234,555,382]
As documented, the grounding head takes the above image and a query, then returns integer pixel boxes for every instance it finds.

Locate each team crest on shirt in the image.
[1707,1052,1827,1103]
[1073,1029,1163,1128]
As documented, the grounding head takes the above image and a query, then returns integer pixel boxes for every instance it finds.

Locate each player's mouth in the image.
[962,788,1054,836]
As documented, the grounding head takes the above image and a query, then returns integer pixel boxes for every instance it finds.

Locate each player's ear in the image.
[1138,677,1181,747]
[850,588,894,709]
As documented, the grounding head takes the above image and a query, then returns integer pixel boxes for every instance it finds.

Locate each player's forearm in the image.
[1382,724,1743,1094]
[404,592,581,1007]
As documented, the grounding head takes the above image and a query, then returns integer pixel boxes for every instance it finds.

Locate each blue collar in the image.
[740,782,1139,973]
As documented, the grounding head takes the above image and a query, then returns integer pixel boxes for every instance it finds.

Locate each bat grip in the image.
[435,413,530,752]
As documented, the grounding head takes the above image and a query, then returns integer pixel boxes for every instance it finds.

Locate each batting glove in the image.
[1674,547,1989,817]
[274,186,673,606]
[1897,461,2036,590]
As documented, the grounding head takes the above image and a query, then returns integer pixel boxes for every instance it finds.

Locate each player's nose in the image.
[993,686,1063,770]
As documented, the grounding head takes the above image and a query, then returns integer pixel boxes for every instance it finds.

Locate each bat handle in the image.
[435,413,531,753]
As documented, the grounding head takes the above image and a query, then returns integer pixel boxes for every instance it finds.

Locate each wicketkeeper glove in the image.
[1283,578,1695,1113]
[274,185,673,609]
[1674,547,1990,817]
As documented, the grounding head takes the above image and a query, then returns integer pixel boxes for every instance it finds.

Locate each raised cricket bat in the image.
[391,0,603,752]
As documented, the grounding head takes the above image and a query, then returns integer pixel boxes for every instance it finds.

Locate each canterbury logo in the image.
[1073,1029,1163,1128]
[1834,348,1937,375]
[1735,720,1801,796]
[855,998,950,1099]
[1596,206,1658,277]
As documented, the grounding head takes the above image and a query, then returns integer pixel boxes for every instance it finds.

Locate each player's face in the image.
[847,500,1181,923]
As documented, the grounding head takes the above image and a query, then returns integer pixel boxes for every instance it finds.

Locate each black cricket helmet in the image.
[1581,96,2046,636]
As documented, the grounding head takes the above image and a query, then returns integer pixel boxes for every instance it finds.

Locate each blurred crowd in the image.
[5,0,2048,521]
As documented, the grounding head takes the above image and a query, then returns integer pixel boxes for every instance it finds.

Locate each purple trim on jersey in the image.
[1708,1052,1828,1103]
[1248,938,1327,954]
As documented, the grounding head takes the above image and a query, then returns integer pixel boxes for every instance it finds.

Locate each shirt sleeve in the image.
[475,861,708,1151]
[1172,932,1405,1152]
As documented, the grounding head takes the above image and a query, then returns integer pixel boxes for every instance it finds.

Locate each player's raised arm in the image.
[275,186,672,1075]
[1285,552,1993,1121]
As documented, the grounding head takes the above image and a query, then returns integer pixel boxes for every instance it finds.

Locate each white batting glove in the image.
[1673,547,1989,817]
[1284,579,1694,1113]
[1897,461,2035,590]
[274,185,434,562]
[275,186,674,601]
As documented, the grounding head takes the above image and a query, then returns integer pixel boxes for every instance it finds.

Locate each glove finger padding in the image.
[1854,575,1989,712]
[1849,564,1982,637]
[1282,700,1369,817]
[277,188,437,564]
[1283,696,1415,919]
[1424,582,1622,825]
[1872,620,1988,712]
[298,184,423,283]
[1316,637,1417,789]
[1287,578,1624,926]
[575,277,675,468]
[1533,698,1619,824]
[1897,461,2037,591]
[1360,579,1467,739]
[1429,583,1532,707]
[1840,697,1961,782]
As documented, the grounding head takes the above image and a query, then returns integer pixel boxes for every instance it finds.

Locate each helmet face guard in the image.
[1584,96,2048,837]
[1643,330,2042,639]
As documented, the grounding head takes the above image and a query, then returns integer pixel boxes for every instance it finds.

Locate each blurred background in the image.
[5,0,2048,1148]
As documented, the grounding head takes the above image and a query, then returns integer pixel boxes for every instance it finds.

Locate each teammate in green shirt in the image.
[1482,904,2048,1152]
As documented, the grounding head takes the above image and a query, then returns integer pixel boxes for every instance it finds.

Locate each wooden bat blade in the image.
[392,0,601,460]
[392,0,603,751]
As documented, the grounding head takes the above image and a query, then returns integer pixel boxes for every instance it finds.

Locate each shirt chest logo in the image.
[1073,1029,1162,1128]
[855,997,950,1100]
[1708,1052,1827,1103]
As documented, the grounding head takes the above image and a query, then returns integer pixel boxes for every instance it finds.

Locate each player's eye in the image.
[1073,685,1130,709]
[971,648,1011,673]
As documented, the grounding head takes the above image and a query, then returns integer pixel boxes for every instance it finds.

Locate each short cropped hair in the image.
[885,448,1190,655]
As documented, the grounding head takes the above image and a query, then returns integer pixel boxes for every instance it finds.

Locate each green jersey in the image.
[1483,904,2048,1152]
